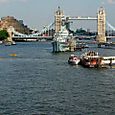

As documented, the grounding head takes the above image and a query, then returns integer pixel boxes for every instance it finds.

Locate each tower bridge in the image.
[7,6,115,44]
[55,7,108,44]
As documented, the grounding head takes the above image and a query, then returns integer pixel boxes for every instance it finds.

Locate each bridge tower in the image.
[96,7,106,44]
[55,6,64,33]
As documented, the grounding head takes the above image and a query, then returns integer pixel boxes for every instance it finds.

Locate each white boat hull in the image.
[52,41,69,52]
[68,60,80,65]
[68,55,80,65]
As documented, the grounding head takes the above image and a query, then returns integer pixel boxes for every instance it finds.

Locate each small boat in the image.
[12,41,16,45]
[0,41,3,44]
[4,41,16,46]
[4,41,12,46]
[68,54,80,65]
[9,53,17,57]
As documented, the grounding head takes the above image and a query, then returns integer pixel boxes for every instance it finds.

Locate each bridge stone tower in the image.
[96,7,106,43]
[55,6,64,33]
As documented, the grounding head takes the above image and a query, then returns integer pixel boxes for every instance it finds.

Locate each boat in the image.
[12,41,16,45]
[0,41,3,44]
[52,25,76,53]
[80,51,101,68]
[101,56,115,66]
[80,51,115,68]
[4,41,12,46]
[9,53,17,57]
[4,40,16,46]
[68,54,80,65]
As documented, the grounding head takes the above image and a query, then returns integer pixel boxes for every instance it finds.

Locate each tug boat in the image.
[68,54,80,65]
[80,51,115,68]
[80,51,101,68]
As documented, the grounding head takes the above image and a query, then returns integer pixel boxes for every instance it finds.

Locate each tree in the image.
[0,30,9,41]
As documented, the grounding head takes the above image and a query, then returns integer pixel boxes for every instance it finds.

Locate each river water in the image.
[0,42,115,115]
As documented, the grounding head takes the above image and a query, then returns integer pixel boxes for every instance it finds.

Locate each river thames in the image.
[0,42,115,115]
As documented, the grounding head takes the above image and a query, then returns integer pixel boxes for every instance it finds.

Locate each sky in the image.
[0,0,115,31]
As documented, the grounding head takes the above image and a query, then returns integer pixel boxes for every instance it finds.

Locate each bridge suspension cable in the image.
[40,22,55,34]
[28,22,55,37]
[106,21,115,31]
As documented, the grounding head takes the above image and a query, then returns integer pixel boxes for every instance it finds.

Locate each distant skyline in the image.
[0,0,115,31]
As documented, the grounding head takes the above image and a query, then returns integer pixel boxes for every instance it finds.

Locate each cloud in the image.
[108,0,115,4]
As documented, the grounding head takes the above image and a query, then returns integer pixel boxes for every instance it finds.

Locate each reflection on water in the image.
[0,42,115,115]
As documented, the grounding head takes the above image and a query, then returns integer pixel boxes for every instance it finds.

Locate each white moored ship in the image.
[52,25,76,53]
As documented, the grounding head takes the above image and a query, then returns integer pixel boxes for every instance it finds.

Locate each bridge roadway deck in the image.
[13,36,53,41]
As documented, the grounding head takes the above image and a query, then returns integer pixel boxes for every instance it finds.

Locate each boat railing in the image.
[86,55,100,58]
[102,56,115,60]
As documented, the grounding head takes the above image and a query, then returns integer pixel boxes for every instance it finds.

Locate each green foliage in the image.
[0,30,9,41]
[75,28,86,34]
